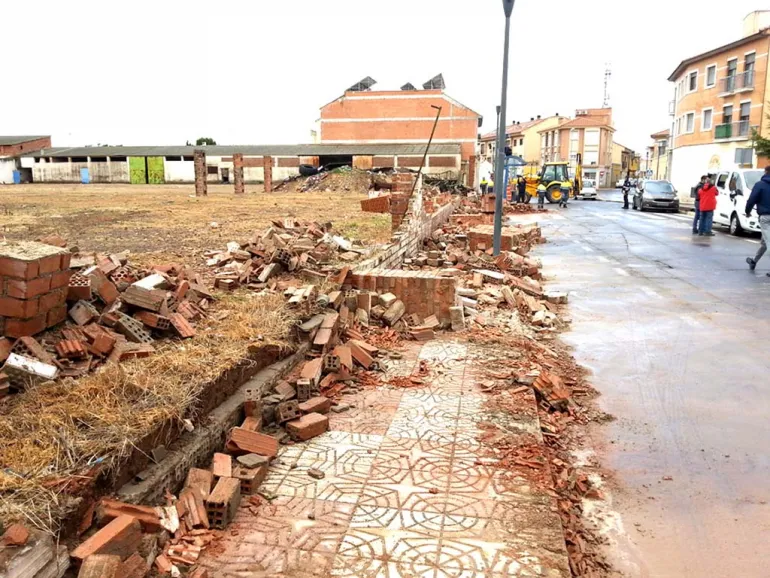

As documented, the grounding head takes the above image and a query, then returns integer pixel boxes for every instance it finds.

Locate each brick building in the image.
[319,89,482,184]
[478,115,567,165]
[0,136,51,183]
[668,11,770,199]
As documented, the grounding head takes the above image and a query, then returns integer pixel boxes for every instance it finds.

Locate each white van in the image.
[712,168,765,235]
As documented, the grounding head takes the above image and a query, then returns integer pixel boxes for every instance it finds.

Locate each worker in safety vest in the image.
[480,176,489,195]
[488,176,495,195]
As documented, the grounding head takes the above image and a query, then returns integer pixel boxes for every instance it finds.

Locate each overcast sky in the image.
[3,0,763,152]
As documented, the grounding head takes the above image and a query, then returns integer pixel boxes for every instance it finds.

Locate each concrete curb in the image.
[117,345,308,504]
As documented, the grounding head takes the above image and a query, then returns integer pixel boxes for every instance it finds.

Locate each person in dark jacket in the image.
[745,166,770,275]
[692,175,707,234]
[516,176,527,203]
[622,175,631,209]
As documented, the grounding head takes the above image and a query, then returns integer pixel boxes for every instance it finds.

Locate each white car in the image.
[712,168,765,235]
[578,179,597,199]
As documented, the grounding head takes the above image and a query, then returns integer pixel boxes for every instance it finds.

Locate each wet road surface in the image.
[532,199,770,577]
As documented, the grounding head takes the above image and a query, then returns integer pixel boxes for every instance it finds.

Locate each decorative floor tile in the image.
[202,339,570,577]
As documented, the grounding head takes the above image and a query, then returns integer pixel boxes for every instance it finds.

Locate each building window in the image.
[739,101,751,136]
[745,52,755,80]
[723,104,733,125]
[735,148,753,165]
[584,151,599,165]
[702,109,713,131]
[706,64,716,88]
[685,112,695,133]
[206,165,218,175]
[519,138,524,146]
[688,71,698,92]
[658,141,667,155]
[585,129,600,146]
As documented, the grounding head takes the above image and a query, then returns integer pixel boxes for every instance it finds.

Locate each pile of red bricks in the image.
[348,268,456,325]
[467,224,543,253]
[0,241,72,338]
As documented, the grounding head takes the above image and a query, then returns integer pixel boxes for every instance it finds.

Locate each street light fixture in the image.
[493,0,516,255]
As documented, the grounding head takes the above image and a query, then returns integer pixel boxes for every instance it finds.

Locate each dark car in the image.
[633,180,680,212]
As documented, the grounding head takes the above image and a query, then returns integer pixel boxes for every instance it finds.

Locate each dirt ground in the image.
[0,183,391,264]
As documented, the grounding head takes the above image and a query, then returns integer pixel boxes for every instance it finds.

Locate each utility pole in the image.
[493,0,515,256]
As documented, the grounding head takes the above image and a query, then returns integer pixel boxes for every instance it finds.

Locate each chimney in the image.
[556,112,559,116]
[530,117,534,121]
[537,115,541,119]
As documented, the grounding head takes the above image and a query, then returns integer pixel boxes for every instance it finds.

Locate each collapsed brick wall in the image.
[356,175,458,272]
[349,269,456,325]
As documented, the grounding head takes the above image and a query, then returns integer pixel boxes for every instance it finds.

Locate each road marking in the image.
[580,244,594,252]
[613,268,629,277]
[641,287,661,298]
[597,256,610,263]
[744,239,760,244]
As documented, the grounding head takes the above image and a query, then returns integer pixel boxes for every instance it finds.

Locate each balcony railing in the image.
[714,121,755,140]
[719,70,755,94]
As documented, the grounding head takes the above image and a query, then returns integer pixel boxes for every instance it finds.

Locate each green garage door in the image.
[147,156,165,184]
[129,157,146,184]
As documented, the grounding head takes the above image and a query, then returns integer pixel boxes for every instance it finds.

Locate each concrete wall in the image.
[165,160,195,182]
[31,159,130,183]
[0,158,15,184]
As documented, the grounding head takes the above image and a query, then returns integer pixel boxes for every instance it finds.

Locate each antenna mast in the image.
[603,62,612,107]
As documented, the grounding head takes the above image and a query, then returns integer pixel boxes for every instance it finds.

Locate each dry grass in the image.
[0,183,392,261]
[0,290,296,533]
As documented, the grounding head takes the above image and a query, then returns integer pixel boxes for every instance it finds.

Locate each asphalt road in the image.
[530,199,770,578]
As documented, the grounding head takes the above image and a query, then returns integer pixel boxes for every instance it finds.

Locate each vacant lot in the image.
[0,182,390,264]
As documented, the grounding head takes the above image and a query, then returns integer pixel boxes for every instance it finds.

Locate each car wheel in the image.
[729,213,744,236]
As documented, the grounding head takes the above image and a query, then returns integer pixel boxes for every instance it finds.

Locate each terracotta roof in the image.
[479,118,545,141]
[544,116,614,131]
[667,28,770,81]
[650,129,670,139]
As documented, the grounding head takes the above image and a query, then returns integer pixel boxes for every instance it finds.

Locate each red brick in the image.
[36,234,67,248]
[1,523,29,546]
[78,554,122,578]
[0,337,11,362]
[60,252,72,270]
[0,296,38,318]
[226,427,278,458]
[46,304,68,327]
[50,268,73,290]
[120,552,149,578]
[91,332,117,356]
[169,312,196,338]
[98,499,162,533]
[286,412,329,441]
[211,452,232,479]
[5,276,51,299]
[38,253,62,275]
[298,396,331,414]
[0,256,39,280]
[39,288,67,313]
[71,514,142,562]
[4,314,47,337]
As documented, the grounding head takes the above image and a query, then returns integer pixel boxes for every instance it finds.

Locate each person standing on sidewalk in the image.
[622,175,631,209]
[692,175,707,234]
[745,166,770,274]
[698,177,718,236]
[536,183,546,210]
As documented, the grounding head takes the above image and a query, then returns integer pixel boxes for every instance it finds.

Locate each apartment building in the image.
[539,108,615,188]
[611,143,639,185]
[642,129,671,180]
[478,114,567,165]
[668,11,770,198]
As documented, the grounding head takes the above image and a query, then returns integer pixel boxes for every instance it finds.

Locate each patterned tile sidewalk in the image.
[199,339,570,578]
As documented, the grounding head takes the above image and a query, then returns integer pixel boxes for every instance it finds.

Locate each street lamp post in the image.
[493,0,515,256]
